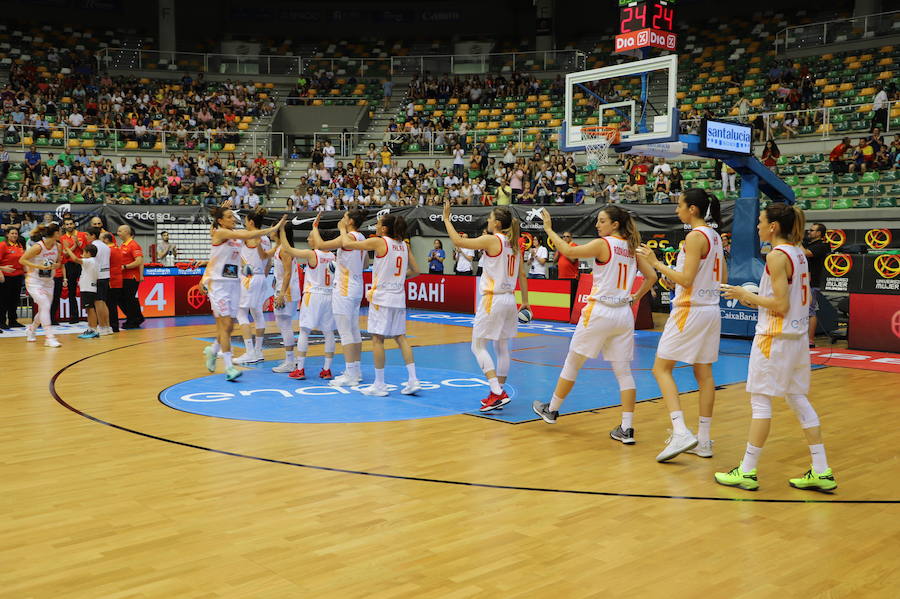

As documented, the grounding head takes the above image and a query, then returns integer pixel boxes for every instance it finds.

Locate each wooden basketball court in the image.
[4,315,899,597]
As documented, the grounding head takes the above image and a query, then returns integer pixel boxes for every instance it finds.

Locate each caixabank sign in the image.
[720,295,758,337]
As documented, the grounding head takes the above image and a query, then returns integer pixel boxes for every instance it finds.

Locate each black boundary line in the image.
[47,333,900,504]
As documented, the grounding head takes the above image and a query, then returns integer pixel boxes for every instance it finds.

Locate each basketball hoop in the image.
[581,126,621,170]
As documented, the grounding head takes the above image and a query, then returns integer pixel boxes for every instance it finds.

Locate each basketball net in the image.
[582,126,619,171]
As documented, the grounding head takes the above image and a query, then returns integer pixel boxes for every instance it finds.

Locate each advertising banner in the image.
[849,293,900,353]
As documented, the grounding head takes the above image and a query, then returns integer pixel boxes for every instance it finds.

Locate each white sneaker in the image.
[271,361,295,373]
[401,380,422,395]
[656,430,699,462]
[330,372,362,387]
[686,440,714,458]
[233,352,256,365]
[44,337,61,348]
[252,350,265,363]
[99,327,113,336]
[26,326,37,342]
[362,383,389,397]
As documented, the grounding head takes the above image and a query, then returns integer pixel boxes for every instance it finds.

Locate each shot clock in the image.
[615,0,677,53]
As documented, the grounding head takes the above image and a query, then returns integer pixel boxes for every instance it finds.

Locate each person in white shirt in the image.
[247,192,260,209]
[63,242,101,338]
[872,84,889,131]
[323,140,336,170]
[86,226,112,335]
[528,237,549,279]
[605,180,621,203]
[652,158,671,179]
[453,234,476,275]
[452,144,465,177]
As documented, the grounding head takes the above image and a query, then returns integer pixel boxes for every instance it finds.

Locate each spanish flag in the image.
[515,279,573,322]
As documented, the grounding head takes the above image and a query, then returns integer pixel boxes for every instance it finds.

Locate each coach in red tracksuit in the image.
[117,225,145,329]
[60,216,88,324]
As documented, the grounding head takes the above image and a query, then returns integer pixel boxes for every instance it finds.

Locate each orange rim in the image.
[581,125,621,145]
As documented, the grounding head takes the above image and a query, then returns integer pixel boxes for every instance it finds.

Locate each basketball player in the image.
[340,214,421,396]
[87,226,112,335]
[269,226,302,375]
[442,202,531,411]
[532,206,656,428]
[717,204,836,492]
[636,189,726,461]
[308,210,368,386]
[202,206,285,381]
[277,224,338,380]
[19,223,63,347]
[234,207,273,365]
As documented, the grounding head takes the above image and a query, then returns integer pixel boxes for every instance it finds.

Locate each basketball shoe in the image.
[610,425,635,444]
[789,467,837,492]
[714,466,759,491]
[480,390,510,412]
[656,430,698,462]
[531,401,558,423]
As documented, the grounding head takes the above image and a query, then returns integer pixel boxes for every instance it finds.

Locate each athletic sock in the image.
[549,394,564,412]
[670,410,688,435]
[222,352,234,369]
[211,341,221,355]
[740,443,763,472]
[374,368,385,386]
[255,334,265,353]
[487,376,502,395]
[243,337,254,354]
[621,411,634,430]
[349,361,361,377]
[406,363,417,381]
[297,354,306,370]
[809,444,829,472]
[698,416,713,444]
[324,355,333,370]
[285,350,295,365]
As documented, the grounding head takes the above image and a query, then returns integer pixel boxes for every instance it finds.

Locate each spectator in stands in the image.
[761,139,781,171]
[849,138,873,174]
[653,175,670,204]
[721,163,737,195]
[0,144,9,181]
[555,232,579,281]
[427,240,445,274]
[630,158,649,202]
[872,84,889,132]
[829,137,851,174]
[527,236,549,279]
[24,146,41,175]
[668,167,683,204]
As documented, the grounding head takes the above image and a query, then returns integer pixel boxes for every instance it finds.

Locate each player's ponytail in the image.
[492,206,519,250]
[684,188,722,228]
[346,209,367,230]
[382,213,408,241]
[764,202,805,245]
[602,204,641,253]
[247,206,267,229]
[31,222,60,243]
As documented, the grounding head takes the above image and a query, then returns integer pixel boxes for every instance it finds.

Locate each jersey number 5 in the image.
[800,272,809,306]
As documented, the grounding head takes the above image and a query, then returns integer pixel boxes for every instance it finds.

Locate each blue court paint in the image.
[160,360,512,424]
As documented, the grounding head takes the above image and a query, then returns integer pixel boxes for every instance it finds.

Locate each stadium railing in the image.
[96,48,587,77]
[2,124,287,159]
[776,9,900,53]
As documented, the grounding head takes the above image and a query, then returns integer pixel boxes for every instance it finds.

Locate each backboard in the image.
[561,54,678,152]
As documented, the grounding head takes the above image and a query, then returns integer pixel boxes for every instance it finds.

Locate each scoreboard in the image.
[615,0,677,53]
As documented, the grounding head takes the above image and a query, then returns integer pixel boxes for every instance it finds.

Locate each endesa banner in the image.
[849,294,900,353]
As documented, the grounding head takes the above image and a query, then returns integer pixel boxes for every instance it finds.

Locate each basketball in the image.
[741,282,760,295]
[517,307,533,323]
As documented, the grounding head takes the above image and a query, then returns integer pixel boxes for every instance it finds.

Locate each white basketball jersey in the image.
[336,231,366,298]
[207,237,242,282]
[672,226,724,308]
[273,247,301,303]
[371,236,407,308]
[585,236,636,308]
[756,244,810,338]
[26,240,59,286]
[240,235,271,275]
[479,233,519,295]
[303,249,335,295]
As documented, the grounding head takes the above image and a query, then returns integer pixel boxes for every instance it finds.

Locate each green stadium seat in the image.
[859,172,879,183]
[811,198,831,210]
[783,175,800,186]
[845,185,863,196]
[789,155,805,164]
[853,197,873,208]
[881,171,899,182]
[801,187,822,198]
[807,153,824,163]
[837,173,858,184]
[875,197,898,208]
[802,175,820,185]
[797,199,811,210]
[796,165,814,175]
[833,198,854,209]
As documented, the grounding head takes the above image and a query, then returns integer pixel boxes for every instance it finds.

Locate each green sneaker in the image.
[714,466,759,491]
[789,467,837,493]
[225,366,242,381]
[203,345,217,372]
